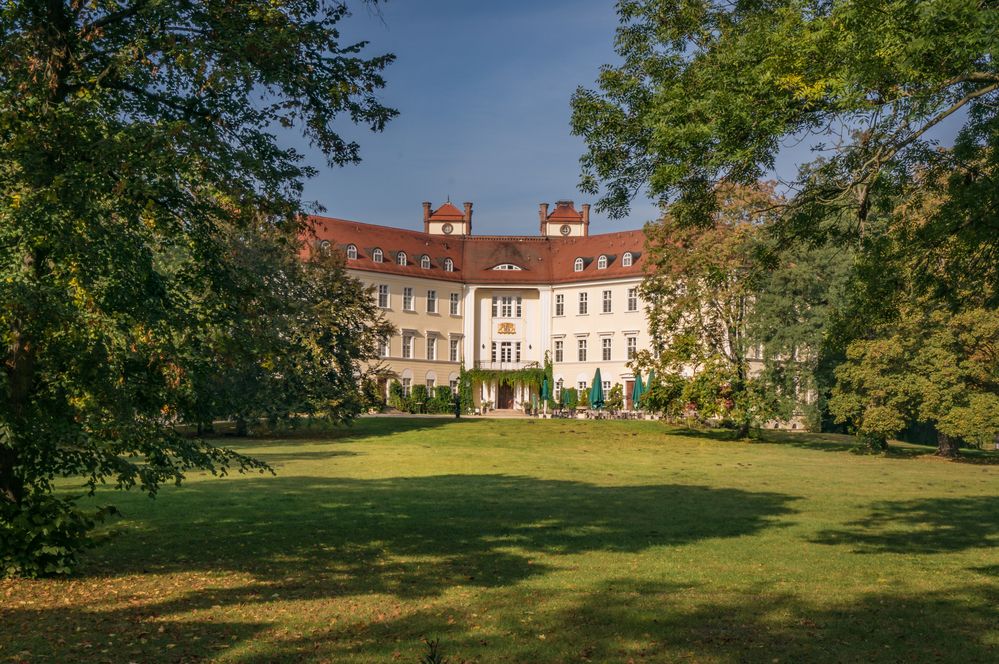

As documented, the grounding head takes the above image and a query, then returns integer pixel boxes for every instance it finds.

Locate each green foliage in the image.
[388,381,406,410]
[0,0,395,576]
[561,388,579,410]
[830,307,999,456]
[579,388,590,408]
[0,494,117,578]
[465,366,546,390]
[458,365,474,414]
[606,384,624,411]
[420,637,449,664]
[643,372,687,420]
[361,378,387,412]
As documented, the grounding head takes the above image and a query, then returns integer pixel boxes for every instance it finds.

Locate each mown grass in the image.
[2,418,997,663]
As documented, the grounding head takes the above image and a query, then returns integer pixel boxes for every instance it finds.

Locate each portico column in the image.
[462,285,477,368]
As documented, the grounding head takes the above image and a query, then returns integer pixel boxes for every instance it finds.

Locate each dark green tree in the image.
[1,0,395,576]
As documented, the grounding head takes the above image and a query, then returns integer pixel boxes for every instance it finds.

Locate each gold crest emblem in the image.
[497,322,516,335]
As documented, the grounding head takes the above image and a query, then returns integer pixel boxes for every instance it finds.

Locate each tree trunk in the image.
[936,432,960,458]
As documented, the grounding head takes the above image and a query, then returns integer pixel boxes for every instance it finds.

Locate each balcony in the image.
[473,361,537,371]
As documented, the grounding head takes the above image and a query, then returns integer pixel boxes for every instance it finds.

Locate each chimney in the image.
[581,203,590,236]
[423,201,432,233]
[538,203,549,234]
[463,201,473,235]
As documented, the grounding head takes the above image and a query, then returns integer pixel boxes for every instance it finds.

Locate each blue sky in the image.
[298,0,655,235]
[297,1,965,236]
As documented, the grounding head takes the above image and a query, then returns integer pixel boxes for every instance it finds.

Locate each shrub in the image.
[1,494,118,578]
[411,384,429,412]
[388,380,405,410]
[606,383,624,411]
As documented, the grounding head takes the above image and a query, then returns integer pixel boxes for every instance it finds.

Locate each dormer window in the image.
[574,257,584,272]
[597,255,608,269]
[420,254,431,269]
[444,257,454,272]
[346,244,358,260]
[372,248,383,263]
[397,252,407,266]
[318,240,332,255]
[491,263,524,271]
[622,252,633,267]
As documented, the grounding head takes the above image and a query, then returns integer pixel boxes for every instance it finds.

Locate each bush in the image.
[388,380,405,410]
[361,377,386,411]
[606,383,624,411]
[562,388,579,409]
[411,384,429,412]
[1,494,118,578]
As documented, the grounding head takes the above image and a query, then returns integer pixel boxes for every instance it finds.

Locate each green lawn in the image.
[2,418,997,663]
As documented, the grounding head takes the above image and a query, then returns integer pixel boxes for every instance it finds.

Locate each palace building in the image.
[308,199,653,412]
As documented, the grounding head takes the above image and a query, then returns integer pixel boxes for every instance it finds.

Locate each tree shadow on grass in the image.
[811,496,999,554]
[79,474,797,601]
[199,579,998,663]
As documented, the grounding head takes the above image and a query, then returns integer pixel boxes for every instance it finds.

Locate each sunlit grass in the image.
[2,418,996,663]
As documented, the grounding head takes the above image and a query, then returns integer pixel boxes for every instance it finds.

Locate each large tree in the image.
[1,1,395,576]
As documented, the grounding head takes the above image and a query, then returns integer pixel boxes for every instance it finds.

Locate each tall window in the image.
[444,257,454,272]
[377,284,389,308]
[420,255,431,269]
[449,338,459,362]
[402,335,413,359]
[578,380,587,390]
[622,252,633,267]
[602,380,611,392]
[381,337,391,357]
[555,293,564,316]
[515,342,522,362]
[574,257,584,272]
[577,339,587,362]
[426,337,436,361]
[396,251,407,266]
[403,287,414,311]
[401,377,411,397]
[449,378,459,393]
[372,248,383,263]
[449,292,460,315]
[597,255,608,269]
[346,244,357,260]
[554,339,563,362]
[427,289,437,313]
[426,377,435,389]
[578,292,588,315]
[602,337,612,361]
[627,288,638,312]
[492,296,522,318]
[627,336,637,360]
[602,290,612,313]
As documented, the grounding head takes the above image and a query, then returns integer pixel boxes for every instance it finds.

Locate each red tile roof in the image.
[304,215,646,285]
[546,200,583,221]
[428,202,465,221]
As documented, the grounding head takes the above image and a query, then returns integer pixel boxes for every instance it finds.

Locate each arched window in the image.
[318,240,332,255]
[346,244,357,260]
[420,254,431,269]
[372,248,383,263]
[622,252,633,267]
[397,252,407,266]
[444,257,454,272]
[597,255,608,269]
[574,257,584,272]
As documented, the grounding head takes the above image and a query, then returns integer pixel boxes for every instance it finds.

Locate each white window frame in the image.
[577,339,587,362]
[449,338,459,362]
[403,287,414,311]
[377,284,389,308]
[401,377,412,397]
[574,257,584,272]
[554,339,564,362]
[427,289,437,313]
[426,337,436,361]
[555,293,564,316]
[421,255,431,269]
[397,251,407,266]
[597,255,608,269]
[444,257,454,272]
[627,336,638,360]
[346,244,357,260]
[622,252,633,267]
[578,292,588,315]
[372,248,383,263]
[449,292,460,315]
[602,337,612,361]
[602,289,612,313]
[402,335,413,359]
[627,287,638,312]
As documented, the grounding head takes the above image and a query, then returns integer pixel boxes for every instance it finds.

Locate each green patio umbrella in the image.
[631,374,645,409]
[589,368,605,409]
[540,377,550,416]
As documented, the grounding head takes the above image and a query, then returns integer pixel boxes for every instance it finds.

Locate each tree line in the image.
[571,0,998,455]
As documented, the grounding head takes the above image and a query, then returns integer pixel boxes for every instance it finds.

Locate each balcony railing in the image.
[473,361,536,371]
